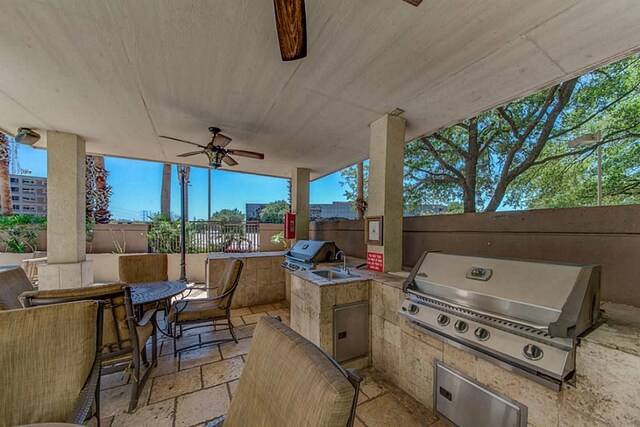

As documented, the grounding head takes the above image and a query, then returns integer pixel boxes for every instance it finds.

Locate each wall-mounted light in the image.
[14,128,41,146]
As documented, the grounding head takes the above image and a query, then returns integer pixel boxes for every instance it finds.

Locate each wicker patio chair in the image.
[20,283,157,413]
[0,266,34,310]
[119,253,171,312]
[168,258,243,356]
[0,300,103,427]
[210,317,363,427]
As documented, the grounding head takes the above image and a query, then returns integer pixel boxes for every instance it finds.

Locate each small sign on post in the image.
[367,252,384,272]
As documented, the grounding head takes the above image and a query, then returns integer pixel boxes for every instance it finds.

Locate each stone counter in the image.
[369,278,640,427]
[206,252,286,308]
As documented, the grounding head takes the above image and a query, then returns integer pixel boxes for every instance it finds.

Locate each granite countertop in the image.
[292,259,409,288]
[207,251,286,260]
[584,302,640,357]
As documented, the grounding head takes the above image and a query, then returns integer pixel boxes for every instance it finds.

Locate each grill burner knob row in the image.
[437,314,450,326]
[454,320,468,333]
[523,343,544,361]
[474,327,490,341]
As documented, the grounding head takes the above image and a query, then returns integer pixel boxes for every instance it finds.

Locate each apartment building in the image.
[8,174,47,216]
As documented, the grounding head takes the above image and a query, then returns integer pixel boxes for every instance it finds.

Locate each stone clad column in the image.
[38,131,93,289]
[367,114,406,272]
[291,167,310,241]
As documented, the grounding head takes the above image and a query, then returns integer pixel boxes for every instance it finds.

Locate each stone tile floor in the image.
[100,300,446,427]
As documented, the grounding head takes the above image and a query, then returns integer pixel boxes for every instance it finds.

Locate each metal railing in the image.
[147,221,260,254]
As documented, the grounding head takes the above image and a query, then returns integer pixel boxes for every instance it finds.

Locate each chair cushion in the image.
[224,317,355,427]
[168,299,227,323]
[0,267,33,310]
[118,254,168,283]
[0,301,99,426]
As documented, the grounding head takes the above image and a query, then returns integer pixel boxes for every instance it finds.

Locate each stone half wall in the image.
[369,279,640,427]
[206,254,285,308]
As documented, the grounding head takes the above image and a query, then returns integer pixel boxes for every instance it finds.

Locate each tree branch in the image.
[419,137,467,184]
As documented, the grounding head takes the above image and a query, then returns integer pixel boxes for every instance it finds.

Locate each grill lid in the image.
[403,252,601,338]
[286,240,338,263]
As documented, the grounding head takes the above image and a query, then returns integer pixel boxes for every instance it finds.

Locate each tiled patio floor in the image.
[100,301,445,427]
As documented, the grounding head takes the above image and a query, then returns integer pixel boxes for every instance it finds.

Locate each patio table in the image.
[129,280,187,336]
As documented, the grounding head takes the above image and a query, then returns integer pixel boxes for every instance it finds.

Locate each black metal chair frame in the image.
[170,262,243,356]
[21,286,157,413]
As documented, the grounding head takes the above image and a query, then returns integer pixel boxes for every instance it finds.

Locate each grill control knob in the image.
[523,344,544,361]
[454,320,468,333]
[408,304,419,315]
[474,327,490,341]
[437,314,450,326]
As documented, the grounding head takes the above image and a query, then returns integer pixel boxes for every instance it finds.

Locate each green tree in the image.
[210,208,245,222]
[259,200,288,223]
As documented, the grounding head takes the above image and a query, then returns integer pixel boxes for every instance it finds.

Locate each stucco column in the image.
[38,131,93,289]
[367,114,406,272]
[291,167,310,240]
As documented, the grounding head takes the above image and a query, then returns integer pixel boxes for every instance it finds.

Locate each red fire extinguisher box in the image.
[284,212,296,239]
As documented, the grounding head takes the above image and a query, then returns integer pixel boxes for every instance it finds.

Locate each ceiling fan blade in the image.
[273,0,307,61]
[159,135,207,149]
[177,150,204,158]
[213,133,233,148]
[227,149,265,160]
[222,154,239,166]
[400,0,423,5]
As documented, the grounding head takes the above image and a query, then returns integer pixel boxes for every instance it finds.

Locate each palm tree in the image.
[94,156,112,223]
[0,133,13,215]
[161,163,171,218]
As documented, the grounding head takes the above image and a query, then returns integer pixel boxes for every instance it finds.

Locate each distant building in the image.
[246,201,357,222]
[8,174,47,216]
[405,204,448,216]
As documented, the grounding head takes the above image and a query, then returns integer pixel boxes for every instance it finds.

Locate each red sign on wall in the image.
[367,252,384,272]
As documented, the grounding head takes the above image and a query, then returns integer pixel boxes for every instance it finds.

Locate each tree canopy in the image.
[259,200,289,223]
[341,54,640,214]
[210,208,245,222]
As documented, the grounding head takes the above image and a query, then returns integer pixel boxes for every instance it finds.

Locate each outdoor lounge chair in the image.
[20,283,158,413]
[210,317,363,427]
[0,266,34,310]
[0,300,103,427]
[119,253,171,312]
[168,258,243,356]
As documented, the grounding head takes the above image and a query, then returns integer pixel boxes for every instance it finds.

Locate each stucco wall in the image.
[310,205,640,307]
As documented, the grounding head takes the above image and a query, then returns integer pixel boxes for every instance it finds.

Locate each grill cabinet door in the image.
[333,301,368,363]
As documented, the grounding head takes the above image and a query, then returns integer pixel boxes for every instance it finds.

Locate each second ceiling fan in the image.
[273,0,423,61]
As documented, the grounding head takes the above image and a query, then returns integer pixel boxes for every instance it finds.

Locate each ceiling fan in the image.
[273,0,422,62]
[160,127,265,169]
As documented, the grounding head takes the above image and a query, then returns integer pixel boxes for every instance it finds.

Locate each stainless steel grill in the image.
[399,252,601,390]
[281,240,339,271]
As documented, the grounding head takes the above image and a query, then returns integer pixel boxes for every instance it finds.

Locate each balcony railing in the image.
[147,221,259,254]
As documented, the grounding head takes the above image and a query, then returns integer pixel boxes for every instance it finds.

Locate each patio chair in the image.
[20,251,47,288]
[0,266,34,310]
[210,317,363,427]
[168,258,243,355]
[0,300,103,427]
[20,283,158,413]
[119,253,171,312]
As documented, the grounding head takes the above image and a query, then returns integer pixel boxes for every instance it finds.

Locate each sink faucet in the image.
[335,251,349,274]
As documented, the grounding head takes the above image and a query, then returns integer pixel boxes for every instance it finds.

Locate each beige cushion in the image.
[216,259,243,309]
[224,317,355,427]
[0,301,99,426]
[168,299,227,323]
[0,267,34,310]
[118,254,168,283]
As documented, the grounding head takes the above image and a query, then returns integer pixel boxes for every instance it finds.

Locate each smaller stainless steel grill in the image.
[399,252,601,390]
[282,240,339,271]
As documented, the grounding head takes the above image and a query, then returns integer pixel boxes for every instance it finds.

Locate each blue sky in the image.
[14,144,349,221]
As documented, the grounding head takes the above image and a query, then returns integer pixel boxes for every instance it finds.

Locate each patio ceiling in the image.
[1,0,639,180]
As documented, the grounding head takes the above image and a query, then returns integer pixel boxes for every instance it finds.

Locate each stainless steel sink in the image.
[311,269,360,280]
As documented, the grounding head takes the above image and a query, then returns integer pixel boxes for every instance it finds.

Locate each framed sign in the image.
[365,216,383,245]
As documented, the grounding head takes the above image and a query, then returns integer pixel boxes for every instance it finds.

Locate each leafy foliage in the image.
[210,208,245,222]
[259,200,289,224]
[0,215,46,253]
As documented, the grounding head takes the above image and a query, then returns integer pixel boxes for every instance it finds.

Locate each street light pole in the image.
[568,132,603,207]
[178,165,188,282]
[597,144,602,206]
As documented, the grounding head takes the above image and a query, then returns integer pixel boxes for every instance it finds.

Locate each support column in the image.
[367,114,406,272]
[39,131,93,289]
[291,167,310,240]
